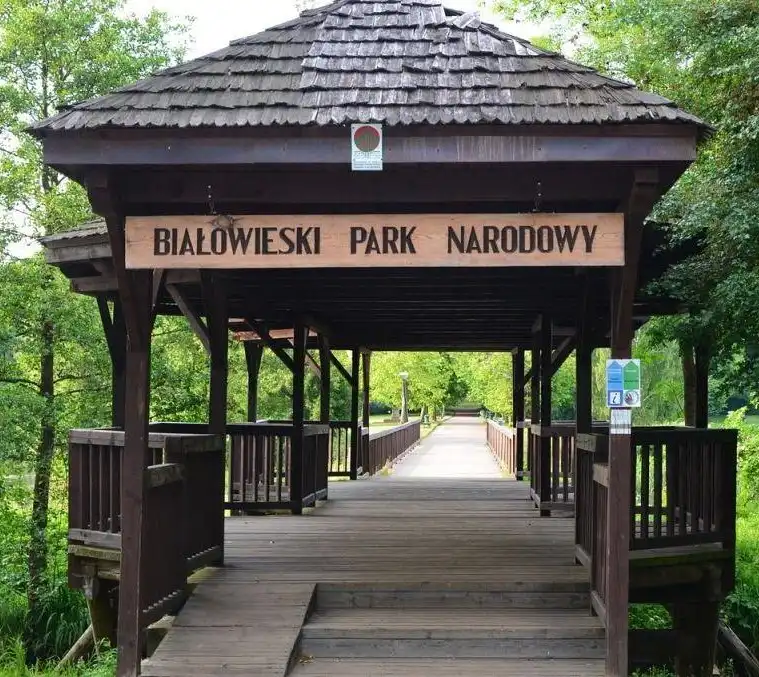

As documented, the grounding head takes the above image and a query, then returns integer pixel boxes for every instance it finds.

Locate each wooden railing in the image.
[224,423,329,513]
[147,422,330,513]
[574,426,738,656]
[67,429,225,626]
[258,419,353,478]
[629,428,737,553]
[529,423,576,513]
[328,421,352,477]
[486,420,517,476]
[361,420,421,475]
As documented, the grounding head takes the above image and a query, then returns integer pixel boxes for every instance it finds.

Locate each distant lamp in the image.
[399,372,410,423]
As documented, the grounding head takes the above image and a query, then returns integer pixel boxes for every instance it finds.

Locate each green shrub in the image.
[629,604,671,630]
[718,411,759,653]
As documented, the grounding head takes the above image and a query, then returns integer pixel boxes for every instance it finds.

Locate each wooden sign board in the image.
[125,213,624,269]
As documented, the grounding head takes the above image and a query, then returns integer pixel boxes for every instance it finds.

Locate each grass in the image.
[0,640,116,677]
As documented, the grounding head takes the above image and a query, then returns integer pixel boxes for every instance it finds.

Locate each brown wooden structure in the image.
[32,2,737,675]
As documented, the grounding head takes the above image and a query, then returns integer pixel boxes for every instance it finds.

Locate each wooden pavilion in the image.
[33,2,737,676]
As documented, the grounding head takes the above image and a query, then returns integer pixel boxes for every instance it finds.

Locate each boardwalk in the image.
[391,418,502,479]
[143,420,602,677]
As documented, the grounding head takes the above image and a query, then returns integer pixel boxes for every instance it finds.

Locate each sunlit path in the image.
[391,418,502,479]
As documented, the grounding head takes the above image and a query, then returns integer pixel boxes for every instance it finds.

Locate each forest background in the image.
[0,0,758,675]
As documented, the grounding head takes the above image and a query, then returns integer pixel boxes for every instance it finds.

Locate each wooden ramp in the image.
[143,420,603,676]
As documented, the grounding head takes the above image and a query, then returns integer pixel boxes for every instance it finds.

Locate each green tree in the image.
[490,0,759,409]
[0,0,189,658]
[371,352,460,420]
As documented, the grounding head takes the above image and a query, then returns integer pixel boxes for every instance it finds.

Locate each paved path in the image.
[391,417,502,479]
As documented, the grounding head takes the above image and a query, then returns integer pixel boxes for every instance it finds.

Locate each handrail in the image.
[368,419,420,442]
[361,420,421,475]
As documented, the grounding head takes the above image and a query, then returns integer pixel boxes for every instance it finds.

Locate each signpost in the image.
[124,213,625,269]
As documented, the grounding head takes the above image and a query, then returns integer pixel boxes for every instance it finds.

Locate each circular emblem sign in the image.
[353,125,381,153]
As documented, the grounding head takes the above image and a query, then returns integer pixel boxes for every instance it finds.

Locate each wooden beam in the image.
[530,325,540,424]
[330,352,354,386]
[244,318,295,373]
[166,283,210,354]
[524,334,576,383]
[512,348,525,477]
[539,314,552,517]
[605,170,658,677]
[319,336,331,424]
[201,272,227,567]
[695,344,710,429]
[97,297,127,429]
[350,350,360,481]
[290,323,307,515]
[362,352,372,429]
[87,175,153,677]
[286,339,321,379]
[46,127,698,167]
[244,343,263,422]
[576,276,593,434]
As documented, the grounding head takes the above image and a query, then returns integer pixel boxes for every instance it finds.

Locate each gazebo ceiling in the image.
[30,0,706,135]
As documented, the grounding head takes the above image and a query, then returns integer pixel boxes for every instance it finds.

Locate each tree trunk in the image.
[24,317,55,660]
[681,341,696,427]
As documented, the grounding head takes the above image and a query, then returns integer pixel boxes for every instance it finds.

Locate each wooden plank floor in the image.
[143,419,588,677]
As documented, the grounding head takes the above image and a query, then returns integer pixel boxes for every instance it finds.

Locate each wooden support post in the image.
[202,273,227,564]
[512,349,525,479]
[604,170,659,677]
[695,344,710,429]
[530,328,540,424]
[606,272,633,677]
[539,314,552,517]
[244,343,263,422]
[576,280,593,435]
[349,350,360,480]
[319,336,331,424]
[88,173,154,677]
[362,351,371,429]
[290,323,307,515]
[97,297,127,429]
[672,601,720,677]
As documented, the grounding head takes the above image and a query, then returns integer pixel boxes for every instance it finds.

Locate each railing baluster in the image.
[652,442,662,539]
[640,443,650,541]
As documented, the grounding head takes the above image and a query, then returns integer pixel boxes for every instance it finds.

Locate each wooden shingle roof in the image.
[31,0,705,133]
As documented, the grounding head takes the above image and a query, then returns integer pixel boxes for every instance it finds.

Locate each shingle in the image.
[30,0,706,134]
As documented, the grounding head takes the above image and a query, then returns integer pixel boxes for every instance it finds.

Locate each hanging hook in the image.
[532,181,543,213]
[207,184,216,215]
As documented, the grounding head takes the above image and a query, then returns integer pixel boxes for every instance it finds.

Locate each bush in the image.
[719,410,759,654]
[629,604,671,630]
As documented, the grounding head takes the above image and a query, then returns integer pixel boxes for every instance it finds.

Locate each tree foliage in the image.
[0,0,190,662]
[491,0,759,402]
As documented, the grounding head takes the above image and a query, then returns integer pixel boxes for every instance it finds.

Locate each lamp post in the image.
[399,371,409,423]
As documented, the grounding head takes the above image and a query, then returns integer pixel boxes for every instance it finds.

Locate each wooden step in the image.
[316,583,589,609]
[300,608,605,660]
[290,658,606,676]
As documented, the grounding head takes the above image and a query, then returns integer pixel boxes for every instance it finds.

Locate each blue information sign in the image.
[606,359,641,408]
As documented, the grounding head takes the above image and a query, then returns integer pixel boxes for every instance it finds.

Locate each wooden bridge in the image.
[131,419,608,677]
[30,2,738,674]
